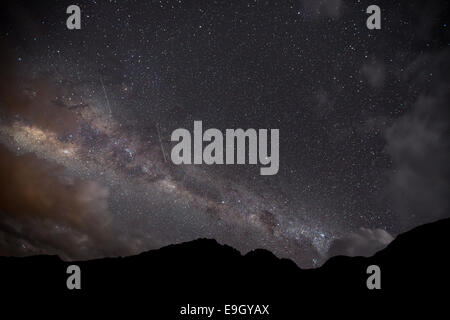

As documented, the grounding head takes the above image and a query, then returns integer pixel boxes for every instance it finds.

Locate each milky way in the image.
[0,0,449,267]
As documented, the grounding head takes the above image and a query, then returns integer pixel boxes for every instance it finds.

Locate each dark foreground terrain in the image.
[1,218,449,318]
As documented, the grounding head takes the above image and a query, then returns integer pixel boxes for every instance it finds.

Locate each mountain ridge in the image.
[1,218,449,316]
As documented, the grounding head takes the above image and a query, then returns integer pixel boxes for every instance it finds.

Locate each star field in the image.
[0,0,449,267]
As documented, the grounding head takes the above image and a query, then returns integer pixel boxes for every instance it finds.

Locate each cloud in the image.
[405,2,449,43]
[385,94,450,227]
[327,228,394,257]
[0,74,80,136]
[384,49,450,228]
[315,88,336,117]
[361,61,386,88]
[0,144,127,259]
[301,0,343,19]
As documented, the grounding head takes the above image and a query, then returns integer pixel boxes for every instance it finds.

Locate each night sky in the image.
[0,0,449,267]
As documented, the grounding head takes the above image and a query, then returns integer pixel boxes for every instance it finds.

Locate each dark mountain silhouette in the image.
[1,218,449,317]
